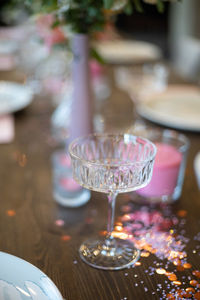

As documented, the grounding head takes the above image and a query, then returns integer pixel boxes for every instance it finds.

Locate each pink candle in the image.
[137,143,182,197]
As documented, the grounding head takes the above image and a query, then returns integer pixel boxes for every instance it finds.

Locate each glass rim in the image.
[161,129,190,152]
[68,133,157,168]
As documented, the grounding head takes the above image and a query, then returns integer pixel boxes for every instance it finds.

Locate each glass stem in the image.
[106,192,117,241]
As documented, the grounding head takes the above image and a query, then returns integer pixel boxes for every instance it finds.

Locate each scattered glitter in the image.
[173,259,181,266]
[134,274,138,278]
[183,263,192,269]
[167,274,177,281]
[73,260,78,264]
[124,273,128,276]
[115,225,123,231]
[172,281,181,286]
[193,270,200,278]
[135,262,141,266]
[194,232,200,242]
[118,202,200,298]
[6,210,16,217]
[55,219,65,227]
[194,292,200,300]
[185,287,195,293]
[177,210,187,217]
[141,251,150,257]
[166,293,175,299]
[190,280,198,286]
[176,265,185,272]
[61,235,71,241]
[18,153,27,167]
[156,268,166,275]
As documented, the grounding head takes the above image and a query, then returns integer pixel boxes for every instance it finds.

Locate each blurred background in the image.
[1,0,200,80]
[1,0,200,147]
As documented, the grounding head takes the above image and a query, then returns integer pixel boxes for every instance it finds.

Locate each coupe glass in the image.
[69,133,156,270]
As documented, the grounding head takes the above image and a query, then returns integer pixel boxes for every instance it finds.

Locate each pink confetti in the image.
[55,219,65,226]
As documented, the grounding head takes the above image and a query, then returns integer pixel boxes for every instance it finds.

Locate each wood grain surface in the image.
[0,68,200,300]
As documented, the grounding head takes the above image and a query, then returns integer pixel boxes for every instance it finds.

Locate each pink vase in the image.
[53,34,92,207]
[68,34,93,142]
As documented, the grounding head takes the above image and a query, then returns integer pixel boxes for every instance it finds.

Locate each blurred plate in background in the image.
[95,40,162,64]
[0,81,33,115]
[137,85,200,131]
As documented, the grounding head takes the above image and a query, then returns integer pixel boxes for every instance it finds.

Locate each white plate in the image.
[0,251,63,299]
[137,85,200,131]
[95,40,162,64]
[0,81,33,115]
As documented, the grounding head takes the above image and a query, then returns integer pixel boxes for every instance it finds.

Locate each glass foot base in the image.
[79,237,140,270]
[53,189,90,207]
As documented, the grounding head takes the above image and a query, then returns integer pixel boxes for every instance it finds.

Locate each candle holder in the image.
[133,128,189,203]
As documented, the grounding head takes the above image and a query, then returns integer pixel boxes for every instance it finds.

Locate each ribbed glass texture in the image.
[69,134,156,194]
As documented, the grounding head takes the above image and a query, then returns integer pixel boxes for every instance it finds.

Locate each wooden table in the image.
[0,67,200,300]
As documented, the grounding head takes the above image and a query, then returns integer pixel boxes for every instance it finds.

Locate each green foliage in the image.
[103,0,115,10]
[9,0,175,34]
[62,0,106,34]
[156,0,164,13]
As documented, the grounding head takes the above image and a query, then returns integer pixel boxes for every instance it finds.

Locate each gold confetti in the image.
[115,225,123,231]
[168,274,177,281]
[135,261,141,266]
[176,290,187,298]
[194,292,200,300]
[166,293,175,299]
[190,280,199,286]
[183,263,192,269]
[6,210,16,217]
[193,270,200,278]
[156,268,166,275]
[61,235,71,241]
[177,210,187,217]
[141,251,150,257]
[173,259,181,266]
[185,287,195,293]
[177,265,185,272]
[173,281,181,286]
[18,154,27,167]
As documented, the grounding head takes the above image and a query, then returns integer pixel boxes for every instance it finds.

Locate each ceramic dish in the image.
[0,251,63,299]
[95,40,162,64]
[0,81,33,115]
[137,85,200,131]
